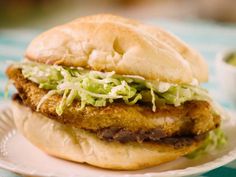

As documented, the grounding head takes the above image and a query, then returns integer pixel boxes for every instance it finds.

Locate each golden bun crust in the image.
[26,14,208,84]
[12,102,204,170]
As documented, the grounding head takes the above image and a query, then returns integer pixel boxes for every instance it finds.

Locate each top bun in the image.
[25,14,208,84]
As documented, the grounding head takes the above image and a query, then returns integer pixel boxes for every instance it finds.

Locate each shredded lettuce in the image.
[186,128,227,159]
[15,62,211,115]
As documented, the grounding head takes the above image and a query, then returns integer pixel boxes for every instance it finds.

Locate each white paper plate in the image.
[0,102,236,177]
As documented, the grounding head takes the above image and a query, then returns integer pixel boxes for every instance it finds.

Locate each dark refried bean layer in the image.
[94,126,207,149]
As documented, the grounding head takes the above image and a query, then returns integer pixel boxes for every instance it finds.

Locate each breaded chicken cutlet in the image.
[7,66,220,144]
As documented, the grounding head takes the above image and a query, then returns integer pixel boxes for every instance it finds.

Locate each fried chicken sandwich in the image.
[6,14,224,170]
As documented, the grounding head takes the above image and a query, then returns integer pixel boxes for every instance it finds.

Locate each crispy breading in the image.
[7,66,220,141]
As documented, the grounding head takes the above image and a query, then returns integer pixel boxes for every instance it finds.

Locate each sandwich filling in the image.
[6,62,226,155]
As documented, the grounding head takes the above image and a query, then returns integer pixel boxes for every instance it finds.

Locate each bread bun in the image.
[25,14,208,84]
[12,101,204,170]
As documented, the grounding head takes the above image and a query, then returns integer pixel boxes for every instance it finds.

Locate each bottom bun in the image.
[12,102,204,170]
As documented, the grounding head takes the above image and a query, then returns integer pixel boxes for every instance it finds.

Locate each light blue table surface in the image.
[0,19,236,177]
